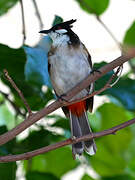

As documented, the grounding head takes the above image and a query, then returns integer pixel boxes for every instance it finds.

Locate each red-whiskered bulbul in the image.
[39,19,97,158]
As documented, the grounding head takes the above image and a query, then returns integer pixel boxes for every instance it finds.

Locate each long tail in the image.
[68,101,97,158]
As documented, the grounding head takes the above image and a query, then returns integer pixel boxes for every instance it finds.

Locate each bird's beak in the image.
[39,29,51,34]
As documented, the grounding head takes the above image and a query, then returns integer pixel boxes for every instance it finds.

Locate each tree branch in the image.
[0,52,134,147]
[62,65,122,106]
[0,117,135,162]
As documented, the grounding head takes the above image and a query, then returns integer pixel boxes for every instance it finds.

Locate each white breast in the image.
[49,43,92,99]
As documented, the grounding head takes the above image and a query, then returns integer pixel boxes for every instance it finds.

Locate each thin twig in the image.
[3,69,32,116]
[78,0,123,51]
[110,65,123,87]
[0,90,25,117]
[20,0,26,45]
[32,0,43,29]
[96,17,123,51]
[105,65,122,87]
[0,116,135,162]
[0,52,134,147]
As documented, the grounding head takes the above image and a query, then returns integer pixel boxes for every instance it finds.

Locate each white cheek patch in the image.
[48,32,57,40]
[55,29,68,34]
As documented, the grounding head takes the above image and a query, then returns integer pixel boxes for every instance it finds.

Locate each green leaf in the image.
[125,134,135,178]
[26,172,60,180]
[93,62,114,91]
[0,0,18,16]
[52,15,63,26]
[101,175,134,180]
[75,0,110,16]
[0,126,17,155]
[0,44,54,111]
[0,126,17,180]
[0,103,15,129]
[0,162,17,180]
[24,147,79,178]
[17,128,63,153]
[81,174,95,180]
[94,62,135,111]
[88,103,133,176]
[50,115,70,130]
[24,36,52,88]
[25,15,63,88]
[105,77,135,111]
[88,111,102,132]
[126,157,135,178]
[123,21,135,47]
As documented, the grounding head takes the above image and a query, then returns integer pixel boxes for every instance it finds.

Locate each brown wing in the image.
[82,43,94,113]
[82,43,92,68]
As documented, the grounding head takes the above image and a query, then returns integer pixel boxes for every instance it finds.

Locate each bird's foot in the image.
[91,69,101,75]
[57,94,69,103]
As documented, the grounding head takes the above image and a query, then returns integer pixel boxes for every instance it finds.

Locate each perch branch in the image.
[0,117,135,162]
[0,51,134,147]
[62,65,122,106]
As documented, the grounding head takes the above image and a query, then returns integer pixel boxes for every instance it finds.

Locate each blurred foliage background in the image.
[0,0,135,180]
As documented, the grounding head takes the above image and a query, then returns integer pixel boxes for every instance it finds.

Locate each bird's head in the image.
[39,19,77,44]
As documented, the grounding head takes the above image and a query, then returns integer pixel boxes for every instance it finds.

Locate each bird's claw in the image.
[91,69,101,75]
[58,94,69,103]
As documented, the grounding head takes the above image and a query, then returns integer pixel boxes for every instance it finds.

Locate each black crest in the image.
[52,19,76,30]
[52,19,80,45]
[39,19,80,46]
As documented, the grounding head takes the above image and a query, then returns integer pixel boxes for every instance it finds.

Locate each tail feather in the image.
[69,110,97,157]
[78,111,97,155]
[68,101,97,158]
[69,111,84,156]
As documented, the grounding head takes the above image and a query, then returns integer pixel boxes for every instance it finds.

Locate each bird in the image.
[39,19,97,158]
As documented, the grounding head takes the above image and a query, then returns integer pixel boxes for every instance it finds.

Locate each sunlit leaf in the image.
[75,0,110,16]
[101,175,134,180]
[24,147,79,178]
[123,21,135,47]
[0,103,15,129]
[0,0,18,16]
[88,103,134,176]
[123,21,135,72]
